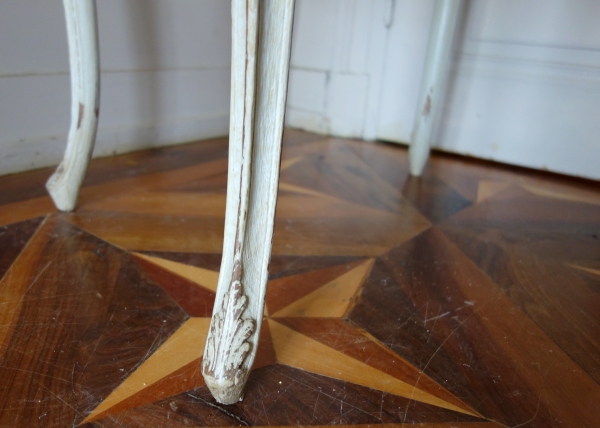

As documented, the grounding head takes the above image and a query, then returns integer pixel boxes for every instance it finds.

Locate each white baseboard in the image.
[0,114,229,176]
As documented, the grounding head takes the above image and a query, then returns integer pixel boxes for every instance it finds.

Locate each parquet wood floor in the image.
[0,130,599,427]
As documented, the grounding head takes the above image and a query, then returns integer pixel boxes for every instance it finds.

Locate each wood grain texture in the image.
[134,254,216,317]
[440,185,600,383]
[270,259,373,318]
[0,218,188,427]
[0,216,44,281]
[1,130,599,426]
[379,228,600,427]
[0,196,56,227]
[268,319,477,417]
[83,318,210,424]
[265,259,365,314]
[273,317,478,417]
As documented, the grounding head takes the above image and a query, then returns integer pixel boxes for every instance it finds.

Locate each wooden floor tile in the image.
[0,217,188,426]
[401,175,472,223]
[280,141,407,214]
[266,259,365,314]
[0,196,55,227]
[270,259,373,318]
[1,130,598,427]
[268,320,477,417]
[133,255,216,317]
[440,185,600,383]
[378,228,600,427]
[0,216,44,281]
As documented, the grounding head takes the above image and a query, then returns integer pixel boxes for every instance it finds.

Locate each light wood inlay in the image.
[83,318,210,423]
[476,180,511,202]
[272,258,374,317]
[278,181,339,199]
[0,218,50,359]
[133,252,219,292]
[521,183,600,206]
[268,319,477,416]
[0,197,54,227]
[565,263,600,278]
[82,192,227,217]
[279,156,303,171]
[1,130,598,426]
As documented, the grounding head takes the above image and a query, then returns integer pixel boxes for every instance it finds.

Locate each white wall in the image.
[377,0,600,180]
[0,0,231,176]
[285,0,390,139]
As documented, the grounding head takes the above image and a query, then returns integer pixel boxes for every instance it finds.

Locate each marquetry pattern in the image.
[0,130,599,427]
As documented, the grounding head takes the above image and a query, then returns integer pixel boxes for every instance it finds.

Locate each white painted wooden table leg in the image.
[409,0,464,177]
[202,0,295,405]
[47,0,100,211]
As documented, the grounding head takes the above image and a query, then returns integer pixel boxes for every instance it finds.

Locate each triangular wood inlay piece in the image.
[272,259,374,318]
[0,197,55,228]
[566,263,600,279]
[274,318,479,417]
[268,319,476,416]
[0,217,44,283]
[266,259,367,315]
[133,252,219,292]
[86,358,205,425]
[521,183,600,206]
[476,181,511,202]
[0,217,53,359]
[251,319,278,370]
[134,255,216,317]
[280,156,303,171]
[279,181,338,199]
[82,318,210,424]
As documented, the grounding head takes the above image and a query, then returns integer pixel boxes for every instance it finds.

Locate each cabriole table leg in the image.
[47,0,100,211]
[202,0,295,405]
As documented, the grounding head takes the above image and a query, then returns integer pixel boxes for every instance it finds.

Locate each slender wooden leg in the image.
[47,0,100,211]
[202,0,295,405]
[409,0,464,176]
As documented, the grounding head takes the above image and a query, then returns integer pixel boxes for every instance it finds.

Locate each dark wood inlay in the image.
[268,255,363,279]
[275,317,475,415]
[0,216,45,281]
[134,254,216,317]
[1,130,598,427]
[402,175,472,223]
[137,365,486,427]
[440,185,600,383]
[349,258,481,413]
[379,228,600,427]
[280,141,405,214]
[0,218,188,427]
[139,251,223,272]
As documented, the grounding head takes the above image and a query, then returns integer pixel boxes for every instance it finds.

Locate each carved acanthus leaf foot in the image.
[202,264,255,404]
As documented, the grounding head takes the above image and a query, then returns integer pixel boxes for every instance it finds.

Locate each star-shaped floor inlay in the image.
[82,253,480,424]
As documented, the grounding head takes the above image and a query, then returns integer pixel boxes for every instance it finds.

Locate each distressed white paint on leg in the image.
[409,0,464,176]
[46,0,99,211]
[202,0,295,404]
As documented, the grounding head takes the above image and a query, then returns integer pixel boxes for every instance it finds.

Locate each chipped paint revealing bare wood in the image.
[409,0,465,177]
[202,0,295,404]
[422,95,431,117]
[77,103,85,129]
